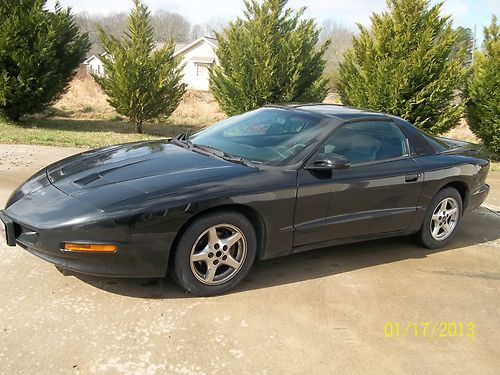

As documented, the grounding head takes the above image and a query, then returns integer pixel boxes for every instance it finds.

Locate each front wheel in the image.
[173,211,257,296]
[417,187,463,249]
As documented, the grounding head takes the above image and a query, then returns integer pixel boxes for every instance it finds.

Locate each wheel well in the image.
[441,181,469,209]
[167,204,267,270]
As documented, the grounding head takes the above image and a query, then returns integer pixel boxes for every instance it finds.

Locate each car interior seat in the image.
[344,134,378,163]
[374,136,405,160]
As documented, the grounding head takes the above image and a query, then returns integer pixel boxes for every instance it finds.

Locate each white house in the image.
[83,53,107,77]
[173,36,218,91]
[83,37,219,91]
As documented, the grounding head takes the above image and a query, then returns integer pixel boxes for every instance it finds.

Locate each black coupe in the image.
[0,104,490,295]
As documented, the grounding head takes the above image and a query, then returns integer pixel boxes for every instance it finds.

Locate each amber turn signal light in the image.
[64,243,117,252]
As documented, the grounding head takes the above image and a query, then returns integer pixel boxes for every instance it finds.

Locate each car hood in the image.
[46,140,254,195]
[5,140,260,221]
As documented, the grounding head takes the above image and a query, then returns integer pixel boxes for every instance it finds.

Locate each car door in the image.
[293,119,424,247]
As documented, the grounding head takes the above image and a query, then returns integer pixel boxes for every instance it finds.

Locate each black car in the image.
[0,104,490,296]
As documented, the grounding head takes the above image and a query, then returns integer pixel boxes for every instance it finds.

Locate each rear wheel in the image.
[417,187,463,249]
[173,211,257,296]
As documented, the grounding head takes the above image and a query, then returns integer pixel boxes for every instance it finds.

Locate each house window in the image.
[196,63,212,77]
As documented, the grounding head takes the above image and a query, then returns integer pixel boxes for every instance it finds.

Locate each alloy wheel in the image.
[189,224,247,285]
[429,197,459,241]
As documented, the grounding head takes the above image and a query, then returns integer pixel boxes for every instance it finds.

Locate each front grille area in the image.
[13,222,39,247]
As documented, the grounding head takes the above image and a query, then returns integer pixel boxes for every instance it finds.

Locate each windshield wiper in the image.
[194,143,257,167]
[171,133,256,167]
[171,133,193,148]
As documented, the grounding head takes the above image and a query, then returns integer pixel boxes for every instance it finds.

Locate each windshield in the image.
[189,108,326,165]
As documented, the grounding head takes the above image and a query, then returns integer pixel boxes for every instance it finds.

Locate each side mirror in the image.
[305,154,351,170]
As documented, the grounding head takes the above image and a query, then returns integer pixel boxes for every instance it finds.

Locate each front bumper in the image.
[0,210,16,246]
[2,183,174,278]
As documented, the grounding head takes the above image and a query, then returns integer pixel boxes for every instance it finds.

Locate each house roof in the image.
[203,36,218,45]
[83,52,109,64]
[173,36,218,57]
[83,55,102,64]
[174,42,188,52]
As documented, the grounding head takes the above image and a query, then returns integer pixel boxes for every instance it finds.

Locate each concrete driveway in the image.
[1,144,500,374]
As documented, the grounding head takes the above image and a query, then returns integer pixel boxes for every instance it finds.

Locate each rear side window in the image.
[320,121,409,164]
[421,133,452,152]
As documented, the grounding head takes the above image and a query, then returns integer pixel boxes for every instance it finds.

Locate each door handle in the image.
[405,173,420,183]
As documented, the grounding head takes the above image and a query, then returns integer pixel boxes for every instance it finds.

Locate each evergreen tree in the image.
[96,0,185,133]
[0,0,89,120]
[209,0,329,116]
[465,16,500,153]
[338,0,467,134]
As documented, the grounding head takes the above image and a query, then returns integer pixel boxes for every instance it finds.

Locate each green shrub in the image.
[338,0,468,134]
[0,0,89,120]
[465,16,500,153]
[209,0,329,116]
[96,0,185,133]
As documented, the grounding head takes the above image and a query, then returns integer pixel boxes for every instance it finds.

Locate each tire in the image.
[417,187,463,249]
[173,211,257,296]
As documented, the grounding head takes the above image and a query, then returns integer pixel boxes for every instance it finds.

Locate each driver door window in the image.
[321,121,409,165]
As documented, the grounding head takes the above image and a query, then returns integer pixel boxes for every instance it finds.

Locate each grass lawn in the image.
[0,117,208,148]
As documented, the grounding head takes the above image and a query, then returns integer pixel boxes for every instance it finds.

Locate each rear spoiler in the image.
[437,136,491,158]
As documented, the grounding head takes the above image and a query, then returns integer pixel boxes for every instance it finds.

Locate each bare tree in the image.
[152,10,191,42]
[76,12,128,55]
[320,20,353,69]
[320,20,354,92]
[190,17,228,41]
[76,10,194,55]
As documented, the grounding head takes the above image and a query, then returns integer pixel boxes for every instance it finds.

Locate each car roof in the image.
[266,103,389,121]
[264,103,444,156]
